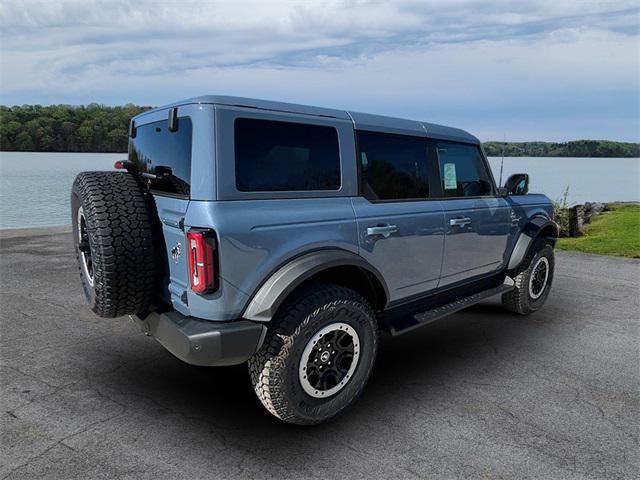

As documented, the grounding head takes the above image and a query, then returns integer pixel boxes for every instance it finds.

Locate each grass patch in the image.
[556,204,640,258]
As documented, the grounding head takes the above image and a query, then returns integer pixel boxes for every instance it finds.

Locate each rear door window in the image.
[357,131,429,201]
[128,118,193,197]
[435,141,494,197]
[234,118,340,191]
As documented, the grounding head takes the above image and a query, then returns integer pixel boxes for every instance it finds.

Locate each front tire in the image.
[502,239,555,315]
[248,283,378,425]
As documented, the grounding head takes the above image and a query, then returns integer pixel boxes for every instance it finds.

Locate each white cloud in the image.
[0,0,638,140]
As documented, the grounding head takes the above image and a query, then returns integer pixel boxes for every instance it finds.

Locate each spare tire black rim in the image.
[529,256,549,299]
[299,322,360,398]
[77,206,94,287]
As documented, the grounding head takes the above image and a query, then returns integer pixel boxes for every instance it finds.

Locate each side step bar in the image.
[387,278,515,335]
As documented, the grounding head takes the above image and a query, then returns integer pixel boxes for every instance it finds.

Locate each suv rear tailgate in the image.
[154,196,191,314]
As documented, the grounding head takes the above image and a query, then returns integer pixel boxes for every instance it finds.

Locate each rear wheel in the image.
[71,171,159,318]
[502,239,554,315]
[248,283,378,425]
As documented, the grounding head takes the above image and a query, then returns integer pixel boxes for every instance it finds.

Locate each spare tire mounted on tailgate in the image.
[71,171,159,318]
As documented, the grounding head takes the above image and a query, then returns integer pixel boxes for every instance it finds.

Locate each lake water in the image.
[0,152,121,229]
[0,151,638,229]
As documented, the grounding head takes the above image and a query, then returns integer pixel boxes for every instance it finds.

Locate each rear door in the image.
[212,105,359,303]
[128,106,198,314]
[432,140,511,286]
[351,130,445,303]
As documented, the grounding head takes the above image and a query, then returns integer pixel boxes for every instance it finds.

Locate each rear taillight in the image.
[186,229,218,294]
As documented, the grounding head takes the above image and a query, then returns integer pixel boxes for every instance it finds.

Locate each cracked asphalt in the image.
[1,228,639,480]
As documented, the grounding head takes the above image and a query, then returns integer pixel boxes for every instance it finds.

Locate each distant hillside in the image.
[1,104,638,157]
[1,104,152,153]
[483,140,640,158]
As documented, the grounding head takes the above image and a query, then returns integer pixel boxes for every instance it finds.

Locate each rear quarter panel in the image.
[184,198,359,320]
[180,104,360,321]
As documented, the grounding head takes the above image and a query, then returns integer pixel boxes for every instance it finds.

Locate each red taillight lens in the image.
[186,229,218,294]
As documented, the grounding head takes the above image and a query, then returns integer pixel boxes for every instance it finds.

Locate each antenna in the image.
[499,132,506,186]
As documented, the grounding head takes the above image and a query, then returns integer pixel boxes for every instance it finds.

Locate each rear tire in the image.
[502,239,554,315]
[248,283,378,425]
[71,171,159,318]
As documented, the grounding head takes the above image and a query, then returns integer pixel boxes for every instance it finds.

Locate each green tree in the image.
[483,140,640,158]
[14,131,34,151]
[0,103,151,152]
[1,103,638,156]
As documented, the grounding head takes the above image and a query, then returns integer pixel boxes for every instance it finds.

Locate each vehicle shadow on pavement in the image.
[91,300,529,437]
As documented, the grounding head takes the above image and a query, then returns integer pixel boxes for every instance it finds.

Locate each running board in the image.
[387,278,515,335]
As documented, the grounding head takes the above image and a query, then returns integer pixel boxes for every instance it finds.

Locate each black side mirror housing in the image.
[503,173,529,196]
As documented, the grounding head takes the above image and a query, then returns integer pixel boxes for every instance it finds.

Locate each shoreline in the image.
[0,225,71,239]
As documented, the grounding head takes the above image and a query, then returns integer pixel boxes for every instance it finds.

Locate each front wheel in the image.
[248,283,378,425]
[502,239,555,315]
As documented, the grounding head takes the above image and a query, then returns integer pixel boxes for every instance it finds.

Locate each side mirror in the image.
[503,173,529,196]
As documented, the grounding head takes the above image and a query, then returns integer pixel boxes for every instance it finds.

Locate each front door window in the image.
[435,142,493,198]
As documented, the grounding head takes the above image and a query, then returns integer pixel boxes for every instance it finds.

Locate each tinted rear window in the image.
[128,118,193,197]
[234,118,340,191]
[358,131,429,201]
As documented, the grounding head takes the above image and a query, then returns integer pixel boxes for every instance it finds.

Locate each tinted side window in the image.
[358,132,429,201]
[128,118,192,197]
[436,142,493,197]
[234,118,340,191]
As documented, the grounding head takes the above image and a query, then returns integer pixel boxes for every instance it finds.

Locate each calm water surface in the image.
[0,152,638,229]
[0,152,121,229]
[486,156,640,205]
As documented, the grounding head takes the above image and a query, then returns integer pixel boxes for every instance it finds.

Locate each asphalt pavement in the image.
[1,228,638,479]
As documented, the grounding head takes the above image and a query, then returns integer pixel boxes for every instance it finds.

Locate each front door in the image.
[351,131,445,304]
[433,140,511,286]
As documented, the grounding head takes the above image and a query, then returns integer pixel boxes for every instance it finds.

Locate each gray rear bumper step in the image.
[132,311,266,367]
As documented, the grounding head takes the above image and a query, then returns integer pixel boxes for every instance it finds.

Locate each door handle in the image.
[366,225,398,238]
[449,217,472,227]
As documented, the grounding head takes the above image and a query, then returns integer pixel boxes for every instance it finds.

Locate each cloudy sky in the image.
[1,0,638,141]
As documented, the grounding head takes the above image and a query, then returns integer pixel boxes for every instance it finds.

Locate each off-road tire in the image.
[502,238,554,315]
[71,171,159,318]
[248,283,378,425]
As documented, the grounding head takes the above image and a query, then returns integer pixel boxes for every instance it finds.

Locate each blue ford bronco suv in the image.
[71,96,557,425]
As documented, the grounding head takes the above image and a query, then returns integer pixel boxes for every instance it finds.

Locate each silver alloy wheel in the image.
[77,206,94,287]
[528,256,549,300]
[299,322,360,398]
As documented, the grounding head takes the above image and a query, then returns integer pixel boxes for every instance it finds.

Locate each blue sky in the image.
[1,0,638,141]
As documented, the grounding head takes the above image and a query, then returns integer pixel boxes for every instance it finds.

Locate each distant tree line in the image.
[483,140,640,158]
[1,104,639,157]
[0,104,151,153]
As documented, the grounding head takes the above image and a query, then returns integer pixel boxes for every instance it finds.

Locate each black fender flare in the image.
[242,249,390,322]
[507,216,559,271]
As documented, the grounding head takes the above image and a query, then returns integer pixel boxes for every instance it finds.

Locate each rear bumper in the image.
[131,311,267,367]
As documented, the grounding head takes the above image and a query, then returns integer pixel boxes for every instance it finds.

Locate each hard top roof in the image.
[135,95,479,144]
